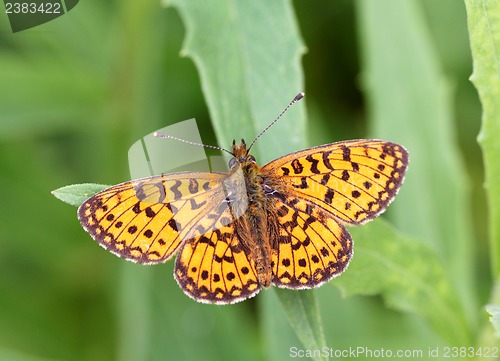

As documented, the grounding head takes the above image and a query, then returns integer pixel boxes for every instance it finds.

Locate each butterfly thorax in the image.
[229,139,276,287]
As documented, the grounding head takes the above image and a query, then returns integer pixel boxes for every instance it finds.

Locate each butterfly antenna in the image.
[153,131,234,156]
[247,92,304,153]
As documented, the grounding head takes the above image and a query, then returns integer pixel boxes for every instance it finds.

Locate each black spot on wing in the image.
[292,177,308,189]
[188,179,199,194]
[305,154,320,174]
[324,189,335,204]
[341,145,351,161]
[190,198,207,210]
[291,159,304,174]
[322,150,334,170]
[169,180,183,200]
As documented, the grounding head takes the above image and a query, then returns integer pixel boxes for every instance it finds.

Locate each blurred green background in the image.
[0,0,495,360]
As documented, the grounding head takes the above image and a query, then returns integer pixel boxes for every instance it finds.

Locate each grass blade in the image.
[356,0,475,342]
[465,0,500,279]
[165,0,326,354]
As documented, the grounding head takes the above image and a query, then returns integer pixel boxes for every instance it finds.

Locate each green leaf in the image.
[164,0,322,355]
[259,290,302,361]
[163,0,306,162]
[334,219,470,345]
[478,281,500,348]
[464,0,500,279]
[274,289,327,361]
[0,348,58,361]
[0,5,110,139]
[356,0,475,342]
[486,305,500,338]
[51,183,108,207]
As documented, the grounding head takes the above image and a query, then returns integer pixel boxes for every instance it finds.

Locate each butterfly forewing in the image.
[78,171,237,264]
[262,140,408,225]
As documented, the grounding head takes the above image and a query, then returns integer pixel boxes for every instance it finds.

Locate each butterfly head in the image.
[227,93,304,170]
[154,93,304,173]
[229,139,256,169]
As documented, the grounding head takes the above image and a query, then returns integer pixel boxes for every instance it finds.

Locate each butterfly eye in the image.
[248,155,256,163]
[229,158,237,168]
[224,191,235,204]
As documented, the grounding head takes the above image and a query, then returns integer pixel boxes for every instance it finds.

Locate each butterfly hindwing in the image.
[269,193,353,288]
[174,221,261,304]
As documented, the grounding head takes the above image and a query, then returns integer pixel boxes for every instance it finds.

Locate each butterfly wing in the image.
[174,221,261,304]
[262,139,408,225]
[78,171,230,264]
[269,193,352,288]
[79,167,261,303]
[78,139,408,301]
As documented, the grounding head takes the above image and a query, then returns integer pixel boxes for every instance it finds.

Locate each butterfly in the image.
[78,93,409,304]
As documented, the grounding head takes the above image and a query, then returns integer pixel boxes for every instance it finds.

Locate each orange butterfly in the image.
[78,93,408,304]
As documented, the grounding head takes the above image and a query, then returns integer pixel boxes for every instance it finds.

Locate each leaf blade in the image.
[465,0,500,278]
[51,183,108,207]
[356,0,475,343]
[164,0,307,161]
[164,0,325,355]
[274,289,327,361]
[334,219,470,345]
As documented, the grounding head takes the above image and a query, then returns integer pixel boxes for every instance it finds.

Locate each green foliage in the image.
[52,184,110,206]
[486,304,500,338]
[354,0,475,344]
[0,0,495,360]
[465,0,500,348]
[341,220,470,344]
[164,0,307,162]
[274,289,327,361]
[465,0,500,279]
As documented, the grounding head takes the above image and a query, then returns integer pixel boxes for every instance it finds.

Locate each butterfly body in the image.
[78,138,408,304]
[227,139,277,288]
